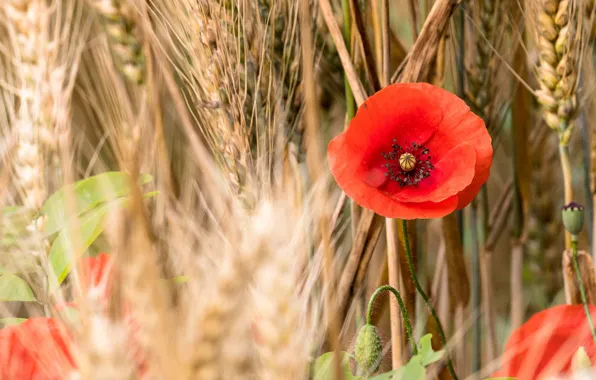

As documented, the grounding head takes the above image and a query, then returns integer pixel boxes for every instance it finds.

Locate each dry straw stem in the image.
[336,210,376,320]
[563,249,596,304]
[386,218,402,369]
[348,0,381,92]
[395,0,460,83]
[318,0,366,105]
[442,212,470,310]
[510,242,524,330]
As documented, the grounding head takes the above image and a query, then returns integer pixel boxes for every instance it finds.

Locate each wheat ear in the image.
[534,0,580,247]
[91,0,146,85]
[465,0,497,119]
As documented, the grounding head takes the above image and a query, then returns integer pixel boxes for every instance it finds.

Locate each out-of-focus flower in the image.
[494,304,596,380]
[0,317,75,380]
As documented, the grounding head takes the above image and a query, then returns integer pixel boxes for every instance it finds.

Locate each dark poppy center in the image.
[381,140,434,187]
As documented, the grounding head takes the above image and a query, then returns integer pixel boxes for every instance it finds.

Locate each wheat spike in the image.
[91,0,146,85]
[534,0,579,145]
[465,0,498,120]
[190,1,248,194]
[255,251,310,379]
[6,0,51,210]
[189,202,276,379]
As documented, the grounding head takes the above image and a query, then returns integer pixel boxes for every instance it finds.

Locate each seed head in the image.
[354,324,383,374]
[562,202,585,236]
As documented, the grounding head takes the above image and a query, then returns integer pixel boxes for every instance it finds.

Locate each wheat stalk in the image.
[532,0,583,247]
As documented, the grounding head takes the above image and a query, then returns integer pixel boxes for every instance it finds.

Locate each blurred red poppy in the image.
[81,252,113,296]
[0,318,75,380]
[328,83,492,219]
[494,304,596,379]
[0,254,147,379]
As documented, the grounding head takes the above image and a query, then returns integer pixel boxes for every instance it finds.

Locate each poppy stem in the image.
[571,237,596,343]
[401,219,458,380]
[366,285,418,355]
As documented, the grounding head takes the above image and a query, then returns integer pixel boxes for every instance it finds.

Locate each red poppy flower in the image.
[0,318,75,380]
[494,304,596,380]
[81,252,113,293]
[54,253,113,311]
[328,83,492,219]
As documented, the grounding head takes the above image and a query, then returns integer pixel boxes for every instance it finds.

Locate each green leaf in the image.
[313,352,357,380]
[0,317,27,327]
[49,198,127,285]
[416,334,445,366]
[399,359,425,380]
[368,334,444,380]
[0,273,36,302]
[42,172,152,236]
[369,369,402,380]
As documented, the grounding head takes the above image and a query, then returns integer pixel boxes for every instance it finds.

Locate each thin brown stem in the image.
[349,0,381,91]
[408,0,419,40]
[381,0,390,87]
[510,242,524,331]
[370,0,383,74]
[386,218,402,369]
[394,0,459,83]
[318,0,367,105]
[480,248,497,363]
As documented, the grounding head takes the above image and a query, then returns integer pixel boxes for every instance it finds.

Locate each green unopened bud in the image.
[572,346,592,371]
[562,202,585,236]
[354,324,382,374]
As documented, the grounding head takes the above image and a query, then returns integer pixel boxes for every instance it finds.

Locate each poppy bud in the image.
[354,324,382,374]
[562,202,585,236]
[572,346,592,371]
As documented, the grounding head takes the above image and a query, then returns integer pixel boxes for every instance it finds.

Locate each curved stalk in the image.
[366,285,417,355]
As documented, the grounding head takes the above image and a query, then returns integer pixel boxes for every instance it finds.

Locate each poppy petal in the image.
[383,143,476,203]
[345,84,443,156]
[0,318,75,380]
[415,86,492,209]
[497,305,596,380]
[329,134,458,219]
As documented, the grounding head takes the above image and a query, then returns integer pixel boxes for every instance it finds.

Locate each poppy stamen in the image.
[381,140,433,187]
[399,153,416,172]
